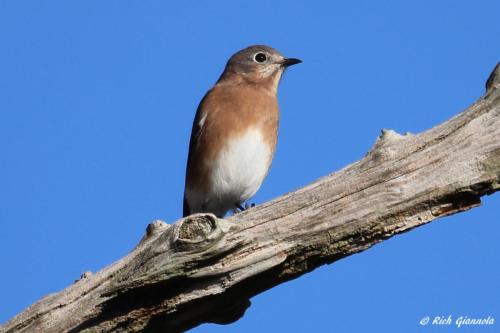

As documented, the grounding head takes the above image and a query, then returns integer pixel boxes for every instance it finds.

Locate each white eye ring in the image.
[254,53,267,63]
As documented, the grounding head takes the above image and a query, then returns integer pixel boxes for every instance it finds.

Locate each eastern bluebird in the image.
[183,45,301,218]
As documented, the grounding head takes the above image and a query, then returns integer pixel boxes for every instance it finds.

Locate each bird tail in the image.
[182,196,190,217]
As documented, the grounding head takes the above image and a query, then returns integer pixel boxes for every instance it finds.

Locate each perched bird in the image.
[183,45,301,218]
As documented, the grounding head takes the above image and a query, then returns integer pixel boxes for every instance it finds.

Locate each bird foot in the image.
[235,202,255,213]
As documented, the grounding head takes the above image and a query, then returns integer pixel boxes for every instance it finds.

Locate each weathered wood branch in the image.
[2,63,500,333]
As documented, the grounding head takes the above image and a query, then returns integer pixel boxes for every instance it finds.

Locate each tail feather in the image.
[183,196,190,217]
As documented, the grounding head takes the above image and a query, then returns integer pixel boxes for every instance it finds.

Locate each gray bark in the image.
[2,63,500,333]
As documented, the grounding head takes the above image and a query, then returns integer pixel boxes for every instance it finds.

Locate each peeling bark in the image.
[2,63,500,333]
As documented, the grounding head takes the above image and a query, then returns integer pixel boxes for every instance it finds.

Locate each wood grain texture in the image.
[2,63,499,333]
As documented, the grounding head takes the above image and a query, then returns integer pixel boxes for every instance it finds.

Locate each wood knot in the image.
[74,271,92,283]
[379,129,405,143]
[138,219,170,246]
[173,213,223,252]
[364,129,412,163]
[145,220,169,238]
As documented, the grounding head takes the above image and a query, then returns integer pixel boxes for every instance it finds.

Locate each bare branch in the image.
[2,63,500,333]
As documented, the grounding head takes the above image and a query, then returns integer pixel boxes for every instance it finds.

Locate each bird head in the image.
[217,45,301,93]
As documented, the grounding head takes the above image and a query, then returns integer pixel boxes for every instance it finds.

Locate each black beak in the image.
[281,58,302,67]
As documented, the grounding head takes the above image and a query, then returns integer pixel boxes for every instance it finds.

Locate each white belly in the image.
[209,127,272,204]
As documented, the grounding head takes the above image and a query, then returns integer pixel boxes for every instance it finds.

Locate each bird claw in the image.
[244,202,256,210]
[235,202,255,213]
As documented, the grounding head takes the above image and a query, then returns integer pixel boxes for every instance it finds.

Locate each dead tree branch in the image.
[2,63,500,333]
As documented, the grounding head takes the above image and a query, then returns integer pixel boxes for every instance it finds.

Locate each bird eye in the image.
[254,53,267,63]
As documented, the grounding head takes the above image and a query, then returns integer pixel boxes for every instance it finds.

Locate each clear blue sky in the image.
[1,1,499,332]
